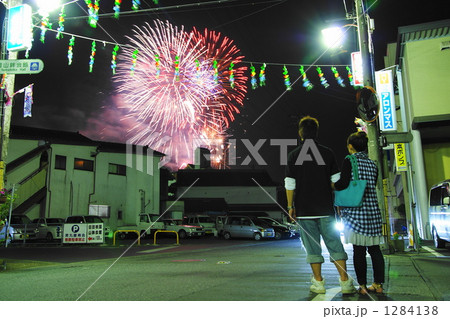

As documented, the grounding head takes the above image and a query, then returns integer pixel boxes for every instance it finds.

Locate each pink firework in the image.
[113,20,247,169]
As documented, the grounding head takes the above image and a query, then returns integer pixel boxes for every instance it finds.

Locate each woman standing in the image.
[333,131,384,295]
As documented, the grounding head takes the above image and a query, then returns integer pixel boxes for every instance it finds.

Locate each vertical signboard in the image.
[7,5,33,52]
[394,143,408,172]
[375,70,397,131]
[351,52,364,87]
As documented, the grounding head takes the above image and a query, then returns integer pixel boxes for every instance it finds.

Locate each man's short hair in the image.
[298,116,319,139]
[347,131,368,152]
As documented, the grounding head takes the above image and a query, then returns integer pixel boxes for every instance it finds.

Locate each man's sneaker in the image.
[339,278,356,294]
[310,276,326,294]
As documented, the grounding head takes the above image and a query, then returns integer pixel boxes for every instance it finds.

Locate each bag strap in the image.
[345,154,359,180]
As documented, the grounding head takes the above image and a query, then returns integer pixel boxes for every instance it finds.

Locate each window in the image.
[108,163,126,176]
[55,155,66,170]
[74,158,94,171]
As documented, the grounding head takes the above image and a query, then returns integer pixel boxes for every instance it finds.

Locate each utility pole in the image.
[0,0,22,190]
[354,0,391,248]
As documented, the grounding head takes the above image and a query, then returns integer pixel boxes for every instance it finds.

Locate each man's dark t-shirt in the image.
[285,139,339,217]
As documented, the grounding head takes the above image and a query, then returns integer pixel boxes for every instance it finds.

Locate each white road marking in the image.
[422,245,444,257]
[312,287,341,301]
[137,247,177,254]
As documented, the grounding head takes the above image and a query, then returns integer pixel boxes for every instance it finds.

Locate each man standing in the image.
[285,116,355,294]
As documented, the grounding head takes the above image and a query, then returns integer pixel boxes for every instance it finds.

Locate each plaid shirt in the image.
[335,152,382,236]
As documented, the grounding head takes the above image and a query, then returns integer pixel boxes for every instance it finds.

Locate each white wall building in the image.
[5,126,163,231]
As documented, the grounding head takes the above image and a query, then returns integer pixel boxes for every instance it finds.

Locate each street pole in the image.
[354,0,391,249]
[0,0,22,190]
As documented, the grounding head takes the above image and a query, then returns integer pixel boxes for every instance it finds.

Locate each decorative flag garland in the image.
[283,65,291,91]
[130,49,139,75]
[67,36,75,65]
[132,0,141,11]
[111,45,119,75]
[316,66,329,88]
[213,60,219,83]
[299,65,313,92]
[155,54,161,77]
[174,55,180,81]
[346,66,355,88]
[259,63,266,86]
[85,0,100,28]
[56,6,66,40]
[113,0,122,19]
[331,66,345,87]
[229,62,235,89]
[89,41,96,72]
[250,64,257,89]
[40,15,52,43]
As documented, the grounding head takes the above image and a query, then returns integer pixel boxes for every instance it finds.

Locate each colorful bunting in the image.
[132,0,141,11]
[56,6,66,39]
[213,60,219,83]
[113,0,122,19]
[331,66,346,87]
[111,45,119,75]
[250,64,257,89]
[283,65,291,91]
[346,66,355,87]
[259,63,266,86]
[85,0,100,28]
[67,36,75,65]
[131,49,139,75]
[316,67,329,88]
[299,65,313,92]
[174,56,180,81]
[89,41,96,72]
[155,54,161,77]
[229,62,235,89]
[40,15,52,43]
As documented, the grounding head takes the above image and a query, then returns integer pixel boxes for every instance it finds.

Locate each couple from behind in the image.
[285,116,384,295]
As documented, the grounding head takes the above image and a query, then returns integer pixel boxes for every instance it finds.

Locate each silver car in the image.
[32,218,64,242]
[9,215,38,242]
[222,215,275,241]
[429,180,450,248]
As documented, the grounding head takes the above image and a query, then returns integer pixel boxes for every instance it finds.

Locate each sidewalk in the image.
[383,242,450,301]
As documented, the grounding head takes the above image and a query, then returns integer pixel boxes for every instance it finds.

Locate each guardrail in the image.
[113,230,140,246]
[153,230,179,245]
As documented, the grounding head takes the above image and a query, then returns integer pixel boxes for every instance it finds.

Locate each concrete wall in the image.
[423,142,450,190]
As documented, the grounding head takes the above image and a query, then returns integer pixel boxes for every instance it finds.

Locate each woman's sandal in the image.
[357,285,369,295]
[367,283,383,294]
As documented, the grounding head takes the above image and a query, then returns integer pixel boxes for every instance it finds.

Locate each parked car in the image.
[32,217,64,242]
[256,216,296,239]
[162,219,205,239]
[65,215,111,238]
[221,215,275,241]
[215,215,227,237]
[184,215,217,235]
[9,215,38,241]
[429,180,450,248]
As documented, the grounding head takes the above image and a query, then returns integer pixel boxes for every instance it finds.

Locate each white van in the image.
[184,215,217,235]
[429,180,450,248]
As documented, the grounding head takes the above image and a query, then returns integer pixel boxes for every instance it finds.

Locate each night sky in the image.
[2,0,449,183]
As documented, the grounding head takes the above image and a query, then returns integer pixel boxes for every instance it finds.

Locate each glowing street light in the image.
[36,0,60,16]
[321,27,345,49]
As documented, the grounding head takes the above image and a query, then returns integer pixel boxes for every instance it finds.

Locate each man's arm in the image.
[285,177,296,221]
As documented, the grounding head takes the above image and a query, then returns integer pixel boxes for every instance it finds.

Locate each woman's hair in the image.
[347,131,368,152]
[298,116,319,139]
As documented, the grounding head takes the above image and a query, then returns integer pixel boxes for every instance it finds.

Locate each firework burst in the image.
[114,20,247,169]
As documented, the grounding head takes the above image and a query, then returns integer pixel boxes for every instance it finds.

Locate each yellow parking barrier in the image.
[153,230,179,245]
[113,230,140,246]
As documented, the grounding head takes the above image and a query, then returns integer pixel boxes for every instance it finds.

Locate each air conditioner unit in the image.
[440,41,450,51]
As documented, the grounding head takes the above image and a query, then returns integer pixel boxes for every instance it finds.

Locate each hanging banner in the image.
[375,70,397,131]
[351,52,364,87]
[394,143,408,172]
